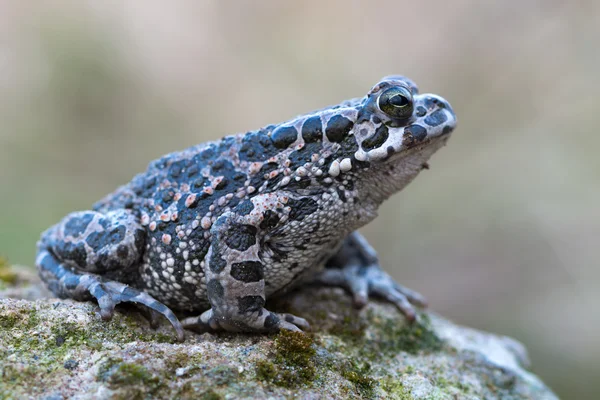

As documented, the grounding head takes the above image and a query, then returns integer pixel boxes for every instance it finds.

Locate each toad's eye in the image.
[377,86,413,119]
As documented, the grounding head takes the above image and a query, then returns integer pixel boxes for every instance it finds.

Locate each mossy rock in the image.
[0,267,558,399]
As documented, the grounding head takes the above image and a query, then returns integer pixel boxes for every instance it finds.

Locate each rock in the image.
[0,265,558,399]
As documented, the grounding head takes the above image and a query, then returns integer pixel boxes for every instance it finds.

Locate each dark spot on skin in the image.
[424,109,448,127]
[116,244,129,259]
[161,190,174,204]
[416,106,427,117]
[86,225,126,249]
[443,125,453,135]
[134,229,145,250]
[295,244,307,250]
[239,129,280,161]
[405,124,428,141]
[209,249,227,273]
[336,188,347,202]
[288,262,299,271]
[168,164,182,178]
[264,312,279,329]
[356,108,372,124]
[214,178,227,190]
[63,213,94,237]
[271,126,298,148]
[211,159,225,172]
[287,198,319,221]
[186,164,199,177]
[301,116,323,143]
[285,315,295,323]
[381,146,395,161]
[238,295,265,314]
[259,210,280,229]
[230,261,264,282]
[233,172,246,182]
[361,124,389,151]
[225,224,257,251]
[144,176,156,189]
[207,279,224,300]
[192,178,206,189]
[287,141,323,172]
[372,115,381,124]
[237,200,254,216]
[423,97,437,110]
[326,115,354,142]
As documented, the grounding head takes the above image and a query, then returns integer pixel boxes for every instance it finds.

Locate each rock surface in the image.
[0,263,558,400]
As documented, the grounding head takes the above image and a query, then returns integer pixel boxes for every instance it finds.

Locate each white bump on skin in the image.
[355,150,368,162]
[280,176,291,186]
[329,160,340,177]
[340,158,352,172]
[167,258,175,267]
[162,234,172,245]
[296,167,308,176]
[201,216,212,229]
[185,194,197,208]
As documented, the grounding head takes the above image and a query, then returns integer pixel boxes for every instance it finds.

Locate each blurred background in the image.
[0,1,598,397]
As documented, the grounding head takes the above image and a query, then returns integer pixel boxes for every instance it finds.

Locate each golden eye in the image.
[377,86,413,119]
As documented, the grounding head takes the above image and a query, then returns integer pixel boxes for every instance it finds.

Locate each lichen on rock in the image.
[0,266,558,399]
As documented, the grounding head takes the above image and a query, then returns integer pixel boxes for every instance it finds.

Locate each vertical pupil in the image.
[389,94,409,107]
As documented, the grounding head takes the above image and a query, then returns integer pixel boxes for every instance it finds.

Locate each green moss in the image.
[255,360,278,381]
[97,357,165,398]
[164,351,203,375]
[340,360,377,398]
[176,381,224,400]
[359,312,444,359]
[328,312,368,341]
[254,330,317,388]
[0,307,40,331]
[199,390,223,400]
[381,378,414,399]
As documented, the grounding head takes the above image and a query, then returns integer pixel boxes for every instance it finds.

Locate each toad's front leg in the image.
[182,203,309,333]
[313,231,427,321]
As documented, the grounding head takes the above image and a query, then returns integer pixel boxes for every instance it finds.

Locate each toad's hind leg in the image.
[36,210,184,341]
[181,203,309,334]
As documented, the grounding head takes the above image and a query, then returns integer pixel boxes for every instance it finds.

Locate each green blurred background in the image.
[0,1,598,398]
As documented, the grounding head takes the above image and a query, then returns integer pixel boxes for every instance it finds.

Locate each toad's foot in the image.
[316,231,427,322]
[314,264,427,322]
[36,249,185,341]
[181,308,310,334]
